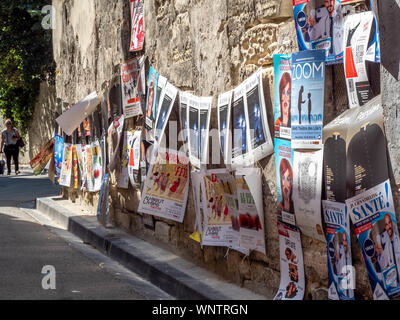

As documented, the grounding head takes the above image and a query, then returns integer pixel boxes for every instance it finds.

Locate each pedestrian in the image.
[0,119,21,175]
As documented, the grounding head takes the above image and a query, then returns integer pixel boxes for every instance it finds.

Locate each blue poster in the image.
[145,66,159,131]
[291,49,325,149]
[54,135,64,178]
[293,0,344,64]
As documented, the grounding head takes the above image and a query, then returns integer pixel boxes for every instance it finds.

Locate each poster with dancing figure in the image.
[121,59,142,118]
[129,0,144,52]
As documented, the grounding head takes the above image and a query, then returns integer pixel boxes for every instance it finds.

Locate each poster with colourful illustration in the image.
[59,143,73,187]
[129,0,144,52]
[75,144,88,190]
[121,59,142,118]
[128,130,142,187]
[138,148,189,223]
[90,141,103,192]
[145,67,159,131]
[118,130,130,189]
[293,0,344,64]
[274,54,292,140]
[291,49,325,149]
[54,135,64,178]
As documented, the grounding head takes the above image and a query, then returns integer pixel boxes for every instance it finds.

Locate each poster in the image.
[179,91,189,152]
[107,115,125,173]
[121,59,142,118]
[199,97,212,166]
[273,54,292,140]
[97,173,110,225]
[274,220,305,300]
[217,90,233,165]
[138,148,189,223]
[154,81,178,143]
[347,180,400,300]
[190,171,204,245]
[231,82,248,168]
[75,144,88,190]
[323,200,354,300]
[145,67,159,131]
[118,131,130,189]
[129,0,144,52]
[188,96,199,164]
[90,141,103,192]
[291,49,325,149]
[293,0,344,64]
[54,135,64,178]
[72,145,78,189]
[343,11,375,108]
[30,138,55,176]
[235,168,266,255]
[154,75,167,128]
[59,143,73,187]
[293,149,325,242]
[274,138,296,226]
[128,130,142,187]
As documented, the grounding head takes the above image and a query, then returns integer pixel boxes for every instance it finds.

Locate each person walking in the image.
[0,119,21,175]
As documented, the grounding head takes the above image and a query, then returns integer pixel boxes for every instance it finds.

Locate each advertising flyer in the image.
[145,67,159,131]
[293,149,325,242]
[347,180,400,300]
[75,144,88,190]
[118,130,130,189]
[129,0,144,52]
[323,200,355,300]
[138,148,189,223]
[107,115,125,173]
[293,0,344,64]
[86,142,93,192]
[90,141,103,192]
[121,59,142,118]
[190,171,204,245]
[235,168,266,255]
[274,54,292,140]
[59,143,73,187]
[72,145,78,189]
[179,91,189,152]
[343,11,375,108]
[217,90,233,166]
[97,173,110,225]
[30,138,55,176]
[128,130,141,187]
[274,138,296,226]
[274,220,305,300]
[154,81,178,143]
[54,135,64,178]
[154,75,167,127]
[199,97,212,166]
[291,49,326,149]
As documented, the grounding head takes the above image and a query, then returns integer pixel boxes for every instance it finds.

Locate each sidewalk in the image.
[28,196,270,300]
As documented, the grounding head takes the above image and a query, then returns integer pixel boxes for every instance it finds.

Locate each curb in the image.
[36,197,269,300]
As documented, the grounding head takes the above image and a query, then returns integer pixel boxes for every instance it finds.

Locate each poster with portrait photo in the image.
[293,0,344,64]
[291,49,325,149]
[217,91,233,166]
[235,167,266,255]
[293,149,325,242]
[154,81,178,144]
[274,220,305,300]
[273,54,292,140]
[138,148,190,223]
[145,67,159,131]
[121,59,142,118]
[231,83,248,169]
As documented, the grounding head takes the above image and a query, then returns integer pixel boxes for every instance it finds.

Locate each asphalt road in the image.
[0,169,168,300]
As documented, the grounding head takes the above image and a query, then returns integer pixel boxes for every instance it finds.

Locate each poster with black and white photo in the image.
[188,100,199,163]
[145,67,159,131]
[154,81,178,144]
[128,130,141,187]
[217,91,233,166]
[179,91,189,152]
[121,59,142,118]
[198,97,212,167]
[293,149,325,242]
[231,83,248,169]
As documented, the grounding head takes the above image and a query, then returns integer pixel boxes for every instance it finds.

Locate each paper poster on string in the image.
[54,135,64,178]
[293,0,344,64]
[179,91,190,153]
[145,67,159,132]
[75,144,88,190]
[128,130,142,187]
[118,131,130,189]
[291,49,325,149]
[217,90,233,166]
[129,0,144,52]
[89,140,103,192]
[121,59,142,118]
[59,143,73,187]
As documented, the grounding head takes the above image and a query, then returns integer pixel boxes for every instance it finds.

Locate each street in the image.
[0,169,169,300]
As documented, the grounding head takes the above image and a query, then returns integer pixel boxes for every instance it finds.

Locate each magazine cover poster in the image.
[293,149,325,242]
[145,67,159,130]
[343,11,374,108]
[293,0,344,64]
[323,200,355,300]
[346,179,400,300]
[54,135,64,178]
[199,97,212,165]
[231,84,248,168]
[154,82,178,143]
[217,91,233,165]
[274,54,293,140]
[274,221,305,300]
[129,0,144,52]
[121,59,142,118]
[291,49,325,149]
[138,148,189,223]
[59,143,73,187]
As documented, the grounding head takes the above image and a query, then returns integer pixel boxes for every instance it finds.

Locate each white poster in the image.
[75,144,88,190]
[121,59,143,118]
[179,91,190,154]
[274,221,305,300]
[118,130,130,189]
[190,171,204,245]
[343,11,374,108]
[59,143,73,187]
[128,130,142,187]
[217,90,233,167]
[138,148,189,223]
[90,140,103,192]
[293,149,325,242]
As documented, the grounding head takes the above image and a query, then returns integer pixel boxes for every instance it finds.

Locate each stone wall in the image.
[51,0,400,299]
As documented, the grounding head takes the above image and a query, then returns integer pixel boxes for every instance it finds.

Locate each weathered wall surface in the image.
[52,0,400,300]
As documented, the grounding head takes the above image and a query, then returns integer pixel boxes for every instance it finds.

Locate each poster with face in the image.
[121,59,142,118]
[154,82,178,144]
[145,67,159,131]
[293,0,344,64]
[274,221,305,300]
[274,138,295,226]
[138,148,189,223]
[291,49,326,149]
[54,135,64,178]
[129,0,144,52]
[293,149,325,242]
[217,91,233,166]
[231,83,248,168]
[274,54,292,140]
[59,143,73,187]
